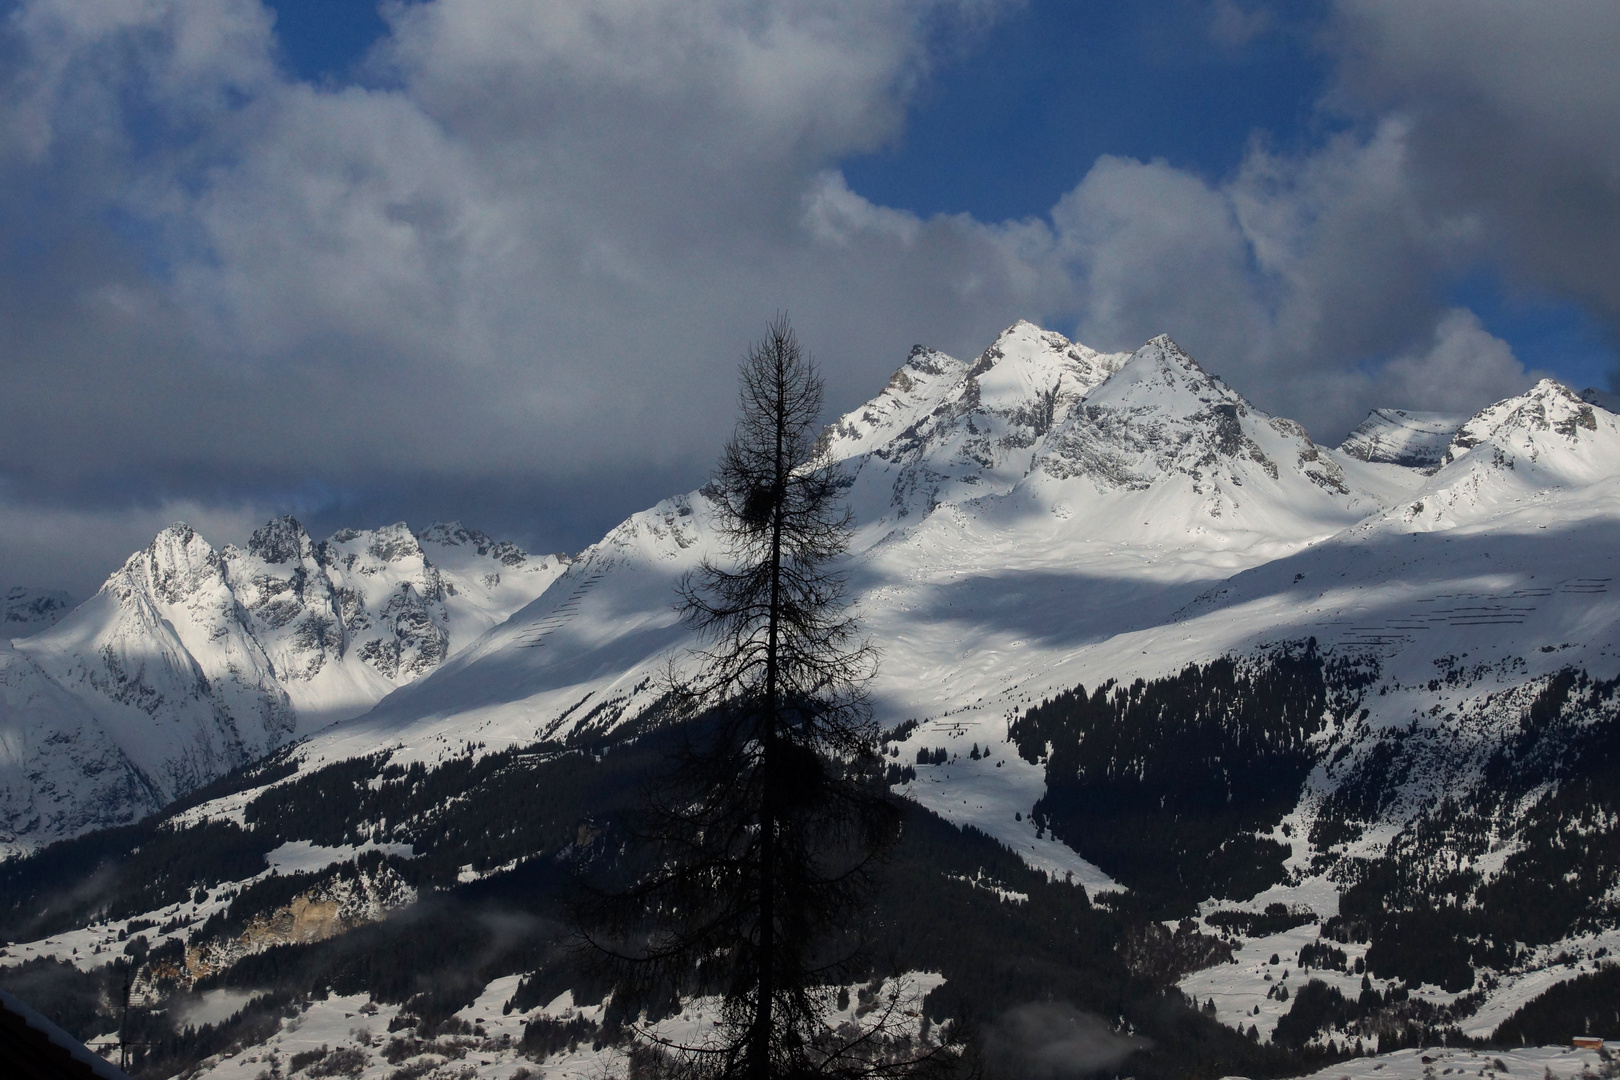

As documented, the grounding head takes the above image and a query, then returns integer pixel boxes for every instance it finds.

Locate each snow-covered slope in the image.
[313,326,1402,770]
[0,641,165,844]
[1337,408,1465,468]
[0,520,565,854]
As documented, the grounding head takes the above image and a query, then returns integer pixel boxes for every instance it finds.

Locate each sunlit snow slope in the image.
[0,520,565,854]
[318,324,1404,756]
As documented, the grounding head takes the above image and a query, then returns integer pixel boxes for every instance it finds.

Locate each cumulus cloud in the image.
[982,1002,1148,1078]
[1378,308,1543,417]
[0,0,1043,586]
[1049,118,1528,440]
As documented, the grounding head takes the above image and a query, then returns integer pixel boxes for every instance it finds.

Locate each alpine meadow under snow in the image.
[6,322,1620,1078]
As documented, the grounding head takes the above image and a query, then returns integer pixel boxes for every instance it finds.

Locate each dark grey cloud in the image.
[1331,0,1620,323]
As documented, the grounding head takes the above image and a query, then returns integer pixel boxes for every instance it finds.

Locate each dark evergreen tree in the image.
[583,317,940,1079]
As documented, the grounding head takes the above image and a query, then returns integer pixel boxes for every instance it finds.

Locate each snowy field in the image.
[1252,1043,1618,1080]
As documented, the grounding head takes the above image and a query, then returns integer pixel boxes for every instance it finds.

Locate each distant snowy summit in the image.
[1337,408,1466,468]
[820,323,1380,547]
[1,587,72,632]
[0,519,565,855]
[1580,386,1620,413]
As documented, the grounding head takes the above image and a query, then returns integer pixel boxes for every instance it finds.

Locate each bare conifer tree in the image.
[584,317,948,1079]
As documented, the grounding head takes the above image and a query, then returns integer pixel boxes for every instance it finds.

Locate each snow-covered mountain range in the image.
[5,320,1620,1077]
[303,324,1498,772]
[0,521,565,854]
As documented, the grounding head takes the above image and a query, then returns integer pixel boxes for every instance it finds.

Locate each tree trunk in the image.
[749,357,788,1079]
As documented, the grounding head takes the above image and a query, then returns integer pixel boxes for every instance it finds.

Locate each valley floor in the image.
[103,974,1620,1080]
[1268,1043,1618,1080]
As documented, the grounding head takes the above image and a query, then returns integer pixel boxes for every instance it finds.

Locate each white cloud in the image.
[1039,120,1523,442]
[1331,0,1620,320]
[1054,153,1267,366]
[1379,308,1536,415]
[0,0,1049,586]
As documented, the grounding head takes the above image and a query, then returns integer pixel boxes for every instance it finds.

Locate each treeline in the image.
[1493,964,1620,1046]
[0,750,303,940]
[6,771,1349,1080]
[0,818,272,942]
[1011,642,1334,914]
[1333,668,1620,994]
[823,803,1334,1080]
[0,723,684,946]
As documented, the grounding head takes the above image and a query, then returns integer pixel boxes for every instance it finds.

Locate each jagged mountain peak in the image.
[143,520,211,559]
[1,515,568,853]
[334,521,423,564]
[1432,377,1620,488]
[1380,379,1620,532]
[414,521,556,569]
[1448,378,1600,461]
[968,321,1121,386]
[1082,334,1240,412]
[1338,408,1466,468]
[824,323,1128,470]
[416,521,485,547]
[818,346,966,464]
[968,320,1112,377]
[247,515,314,564]
[829,324,1132,523]
[1030,336,1365,525]
[134,522,228,606]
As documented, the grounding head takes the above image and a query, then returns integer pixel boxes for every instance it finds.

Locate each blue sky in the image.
[266,0,387,83]
[842,1,1335,219]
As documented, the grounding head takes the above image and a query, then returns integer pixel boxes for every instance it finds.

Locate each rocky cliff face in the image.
[0,520,566,854]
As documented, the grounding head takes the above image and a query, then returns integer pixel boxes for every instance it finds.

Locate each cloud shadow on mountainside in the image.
[331,573,695,738]
[853,561,1222,654]
[1170,513,1620,677]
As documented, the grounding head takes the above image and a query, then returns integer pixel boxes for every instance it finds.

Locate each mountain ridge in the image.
[0,519,566,855]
